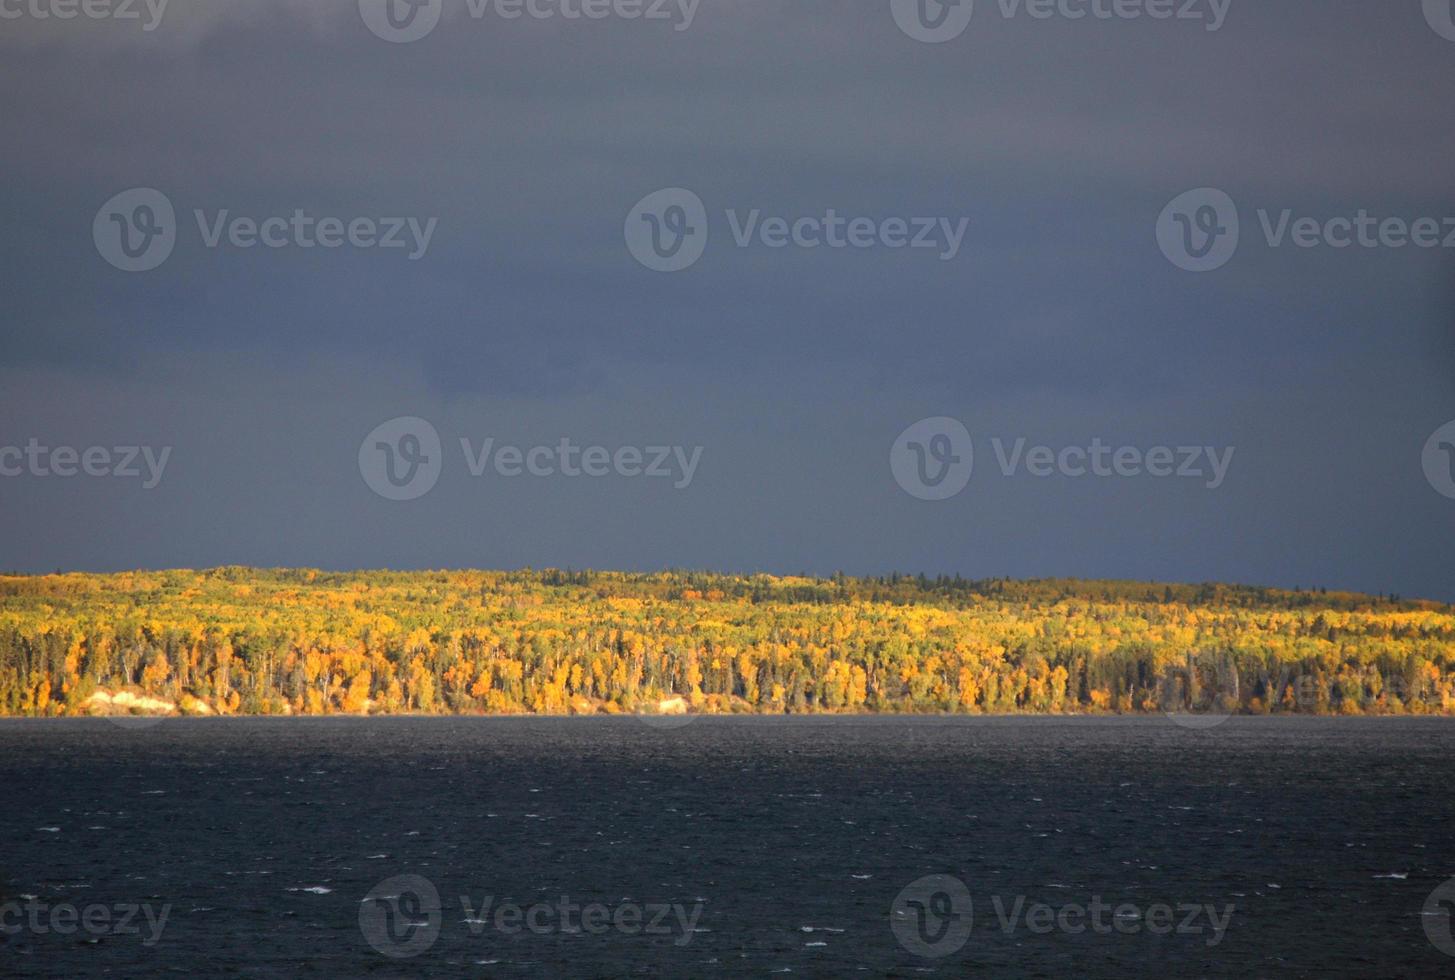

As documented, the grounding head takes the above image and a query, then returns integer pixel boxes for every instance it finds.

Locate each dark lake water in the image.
[2,716,1454,977]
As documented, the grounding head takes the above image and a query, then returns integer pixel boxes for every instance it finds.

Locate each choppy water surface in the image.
[2,716,1454,977]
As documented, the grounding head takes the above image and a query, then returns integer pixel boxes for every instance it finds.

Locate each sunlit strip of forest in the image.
[1,568,1452,718]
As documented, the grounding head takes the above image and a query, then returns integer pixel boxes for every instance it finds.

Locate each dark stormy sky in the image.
[2,1,1453,599]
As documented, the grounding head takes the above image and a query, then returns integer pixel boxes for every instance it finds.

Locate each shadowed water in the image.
[2,716,1453,977]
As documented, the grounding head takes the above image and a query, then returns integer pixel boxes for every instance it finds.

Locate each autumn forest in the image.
[1,568,1453,719]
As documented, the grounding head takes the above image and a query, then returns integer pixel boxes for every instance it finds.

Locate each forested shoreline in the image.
[1,568,1452,718]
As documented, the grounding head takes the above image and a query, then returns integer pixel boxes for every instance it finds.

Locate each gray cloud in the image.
[2,0,1453,598]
